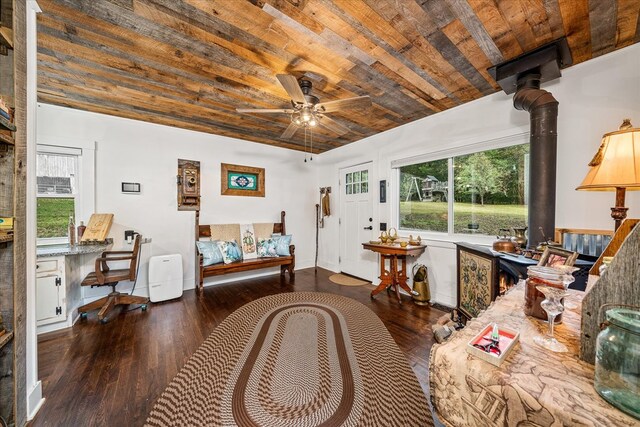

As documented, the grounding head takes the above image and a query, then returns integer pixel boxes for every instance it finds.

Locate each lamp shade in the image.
[576,119,640,191]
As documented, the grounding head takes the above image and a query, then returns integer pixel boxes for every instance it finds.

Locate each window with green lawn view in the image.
[37,152,78,240]
[399,144,529,236]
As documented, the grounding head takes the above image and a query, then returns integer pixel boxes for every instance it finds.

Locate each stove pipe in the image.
[513,72,558,247]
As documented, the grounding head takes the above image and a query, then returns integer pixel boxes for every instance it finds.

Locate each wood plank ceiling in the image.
[36,0,640,153]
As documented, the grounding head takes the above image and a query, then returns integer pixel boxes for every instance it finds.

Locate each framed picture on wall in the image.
[456,243,500,320]
[221,163,265,197]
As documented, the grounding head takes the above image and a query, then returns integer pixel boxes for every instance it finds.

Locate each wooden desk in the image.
[429,282,637,427]
[362,242,426,303]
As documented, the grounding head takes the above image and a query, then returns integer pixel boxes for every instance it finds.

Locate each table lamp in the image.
[576,119,640,230]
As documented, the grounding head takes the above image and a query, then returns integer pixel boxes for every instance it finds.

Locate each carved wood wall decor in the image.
[34,0,640,153]
[177,159,200,211]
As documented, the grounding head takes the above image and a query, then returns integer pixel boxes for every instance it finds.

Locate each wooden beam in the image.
[466,0,524,59]
[543,0,567,40]
[493,0,552,52]
[558,0,593,62]
[589,0,618,57]
[444,0,504,64]
[614,0,640,48]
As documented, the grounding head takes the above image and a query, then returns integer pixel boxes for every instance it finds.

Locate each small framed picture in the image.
[538,246,578,267]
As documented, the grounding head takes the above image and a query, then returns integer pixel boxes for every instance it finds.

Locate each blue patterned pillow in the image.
[216,240,243,264]
[271,234,292,256]
[196,240,223,266]
[257,238,278,258]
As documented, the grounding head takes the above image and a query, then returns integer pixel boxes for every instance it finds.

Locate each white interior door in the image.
[339,163,376,281]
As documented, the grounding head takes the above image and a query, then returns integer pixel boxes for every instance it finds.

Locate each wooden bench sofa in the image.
[196,211,295,291]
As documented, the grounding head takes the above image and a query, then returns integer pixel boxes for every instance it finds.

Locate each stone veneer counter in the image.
[37,240,112,258]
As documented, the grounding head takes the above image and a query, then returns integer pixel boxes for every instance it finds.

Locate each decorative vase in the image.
[512,226,528,248]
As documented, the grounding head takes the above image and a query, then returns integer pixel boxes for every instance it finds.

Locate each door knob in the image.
[363,226,373,230]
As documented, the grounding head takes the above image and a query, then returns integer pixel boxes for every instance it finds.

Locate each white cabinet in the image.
[36,246,103,334]
[36,254,82,333]
[36,275,63,323]
[36,257,66,326]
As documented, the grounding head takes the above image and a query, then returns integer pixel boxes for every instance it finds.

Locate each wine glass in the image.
[533,285,570,352]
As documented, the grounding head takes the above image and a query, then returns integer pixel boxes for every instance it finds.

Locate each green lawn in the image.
[37,197,74,238]
[400,201,527,235]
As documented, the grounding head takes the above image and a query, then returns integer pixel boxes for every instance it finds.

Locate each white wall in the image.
[37,104,317,301]
[314,43,640,306]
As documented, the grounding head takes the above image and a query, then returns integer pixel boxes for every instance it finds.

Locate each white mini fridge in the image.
[148,254,183,303]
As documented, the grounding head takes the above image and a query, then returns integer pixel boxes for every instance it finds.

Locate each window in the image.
[345,169,368,195]
[37,148,80,242]
[398,144,529,236]
[399,159,449,232]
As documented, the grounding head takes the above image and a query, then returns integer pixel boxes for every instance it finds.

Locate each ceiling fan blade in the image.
[315,96,371,113]
[276,74,306,105]
[280,122,299,140]
[236,108,294,114]
[318,116,350,136]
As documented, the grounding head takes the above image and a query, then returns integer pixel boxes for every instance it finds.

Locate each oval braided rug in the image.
[145,292,432,427]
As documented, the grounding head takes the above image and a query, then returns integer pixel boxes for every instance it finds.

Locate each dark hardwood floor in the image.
[31,268,446,426]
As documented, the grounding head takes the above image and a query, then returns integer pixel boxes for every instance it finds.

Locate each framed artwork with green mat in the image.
[221,163,265,197]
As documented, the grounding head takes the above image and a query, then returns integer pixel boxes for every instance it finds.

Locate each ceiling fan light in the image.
[309,118,317,127]
[294,117,302,125]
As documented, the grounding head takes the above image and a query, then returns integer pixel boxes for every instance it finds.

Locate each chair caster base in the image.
[141,304,147,311]
[100,318,108,324]
[80,312,88,320]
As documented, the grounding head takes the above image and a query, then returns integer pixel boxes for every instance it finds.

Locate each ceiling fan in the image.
[236,74,371,140]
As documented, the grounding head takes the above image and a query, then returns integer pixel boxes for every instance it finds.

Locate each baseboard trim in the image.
[27,381,44,420]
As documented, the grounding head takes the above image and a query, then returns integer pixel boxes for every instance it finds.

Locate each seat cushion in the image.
[82,269,132,286]
[202,255,293,276]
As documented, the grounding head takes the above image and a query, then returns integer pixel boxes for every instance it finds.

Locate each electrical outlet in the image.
[380,222,387,231]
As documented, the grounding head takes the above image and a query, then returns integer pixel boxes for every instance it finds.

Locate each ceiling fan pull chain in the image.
[310,129,313,161]
[304,126,308,163]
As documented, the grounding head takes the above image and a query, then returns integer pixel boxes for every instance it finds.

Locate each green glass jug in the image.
[594,307,640,420]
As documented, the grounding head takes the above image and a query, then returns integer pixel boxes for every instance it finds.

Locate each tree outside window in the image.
[399,144,529,236]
